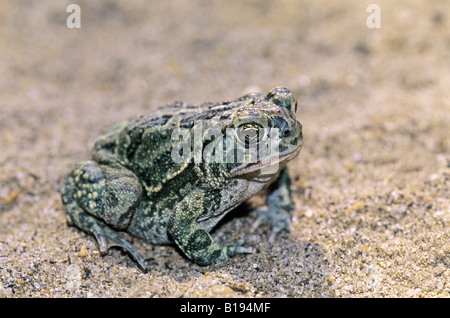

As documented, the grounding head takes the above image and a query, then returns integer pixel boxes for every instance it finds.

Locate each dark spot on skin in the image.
[202,112,217,120]
[106,192,119,208]
[187,229,211,251]
[210,249,222,262]
[265,92,275,100]
[279,145,288,154]
[179,114,200,128]
[272,116,289,130]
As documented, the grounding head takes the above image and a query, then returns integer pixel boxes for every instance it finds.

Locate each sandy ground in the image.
[0,0,449,298]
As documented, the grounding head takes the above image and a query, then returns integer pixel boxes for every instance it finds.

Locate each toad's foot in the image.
[250,207,291,243]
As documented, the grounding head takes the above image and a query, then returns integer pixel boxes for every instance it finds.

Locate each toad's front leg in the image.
[167,187,254,265]
[251,167,294,242]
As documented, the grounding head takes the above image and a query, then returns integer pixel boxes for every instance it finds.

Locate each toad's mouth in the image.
[229,145,302,177]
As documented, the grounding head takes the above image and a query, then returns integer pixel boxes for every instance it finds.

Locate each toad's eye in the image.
[281,128,291,137]
[236,123,265,146]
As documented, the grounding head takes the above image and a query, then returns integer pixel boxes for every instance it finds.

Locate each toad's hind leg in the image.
[61,160,147,271]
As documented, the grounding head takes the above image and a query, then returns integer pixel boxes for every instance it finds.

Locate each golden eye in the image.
[237,123,264,145]
[243,127,258,140]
